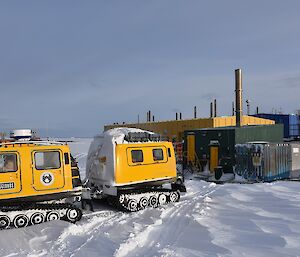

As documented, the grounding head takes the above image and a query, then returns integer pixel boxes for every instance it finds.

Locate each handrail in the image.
[0,140,66,147]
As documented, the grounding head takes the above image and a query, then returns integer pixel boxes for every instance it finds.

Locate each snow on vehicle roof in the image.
[95,127,155,144]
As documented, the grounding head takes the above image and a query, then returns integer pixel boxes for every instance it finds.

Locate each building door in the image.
[210,146,219,173]
[187,134,196,164]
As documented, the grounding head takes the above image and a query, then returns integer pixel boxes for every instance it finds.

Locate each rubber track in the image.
[114,188,180,212]
[0,203,82,229]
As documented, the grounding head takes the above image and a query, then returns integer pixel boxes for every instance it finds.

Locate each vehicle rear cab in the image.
[86,128,187,201]
[114,142,177,186]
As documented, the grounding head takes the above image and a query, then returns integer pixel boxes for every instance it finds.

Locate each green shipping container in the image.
[183,124,284,171]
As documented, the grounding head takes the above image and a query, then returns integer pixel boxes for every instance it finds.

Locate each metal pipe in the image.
[256,106,259,114]
[149,110,151,122]
[180,112,182,120]
[176,112,178,120]
[214,99,217,117]
[246,100,250,115]
[235,69,243,127]
[210,102,213,118]
[152,115,155,122]
[194,106,197,119]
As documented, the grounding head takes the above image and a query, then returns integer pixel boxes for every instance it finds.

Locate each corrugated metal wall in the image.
[105,116,274,142]
[235,143,300,182]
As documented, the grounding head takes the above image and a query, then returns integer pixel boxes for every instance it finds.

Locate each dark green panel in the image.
[194,128,235,161]
[183,124,284,170]
[235,124,283,144]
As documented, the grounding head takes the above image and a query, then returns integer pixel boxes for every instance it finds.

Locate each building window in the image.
[131,150,143,163]
[35,151,61,170]
[153,149,164,161]
[0,154,17,172]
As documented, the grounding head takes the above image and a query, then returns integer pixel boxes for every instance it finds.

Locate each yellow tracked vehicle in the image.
[0,130,82,229]
[0,127,186,229]
[86,128,186,211]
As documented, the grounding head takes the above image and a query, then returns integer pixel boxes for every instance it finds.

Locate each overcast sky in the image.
[1,1,300,137]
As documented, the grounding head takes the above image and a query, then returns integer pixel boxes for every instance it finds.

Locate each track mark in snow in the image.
[114,218,163,257]
[82,210,115,218]
[28,235,48,254]
[113,182,226,257]
[58,211,116,242]
[51,210,121,255]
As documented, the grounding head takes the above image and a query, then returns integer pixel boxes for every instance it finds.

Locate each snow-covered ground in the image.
[1,139,300,257]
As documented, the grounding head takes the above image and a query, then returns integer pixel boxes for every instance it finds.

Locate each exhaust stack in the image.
[214,99,217,117]
[235,69,243,127]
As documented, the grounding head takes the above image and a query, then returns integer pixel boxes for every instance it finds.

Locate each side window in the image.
[0,154,17,172]
[131,150,143,163]
[153,149,164,161]
[168,148,171,157]
[35,151,61,170]
[64,153,70,165]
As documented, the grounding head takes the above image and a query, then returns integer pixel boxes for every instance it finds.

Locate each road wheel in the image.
[158,194,167,205]
[169,191,180,203]
[46,211,60,221]
[0,215,10,229]
[138,197,148,209]
[149,195,158,208]
[13,214,29,228]
[127,199,138,212]
[66,208,82,223]
[30,212,45,225]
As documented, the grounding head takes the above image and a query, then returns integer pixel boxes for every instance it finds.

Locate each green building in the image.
[184,124,284,172]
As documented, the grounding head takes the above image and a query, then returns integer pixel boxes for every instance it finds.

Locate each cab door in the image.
[0,152,21,194]
[32,150,65,191]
